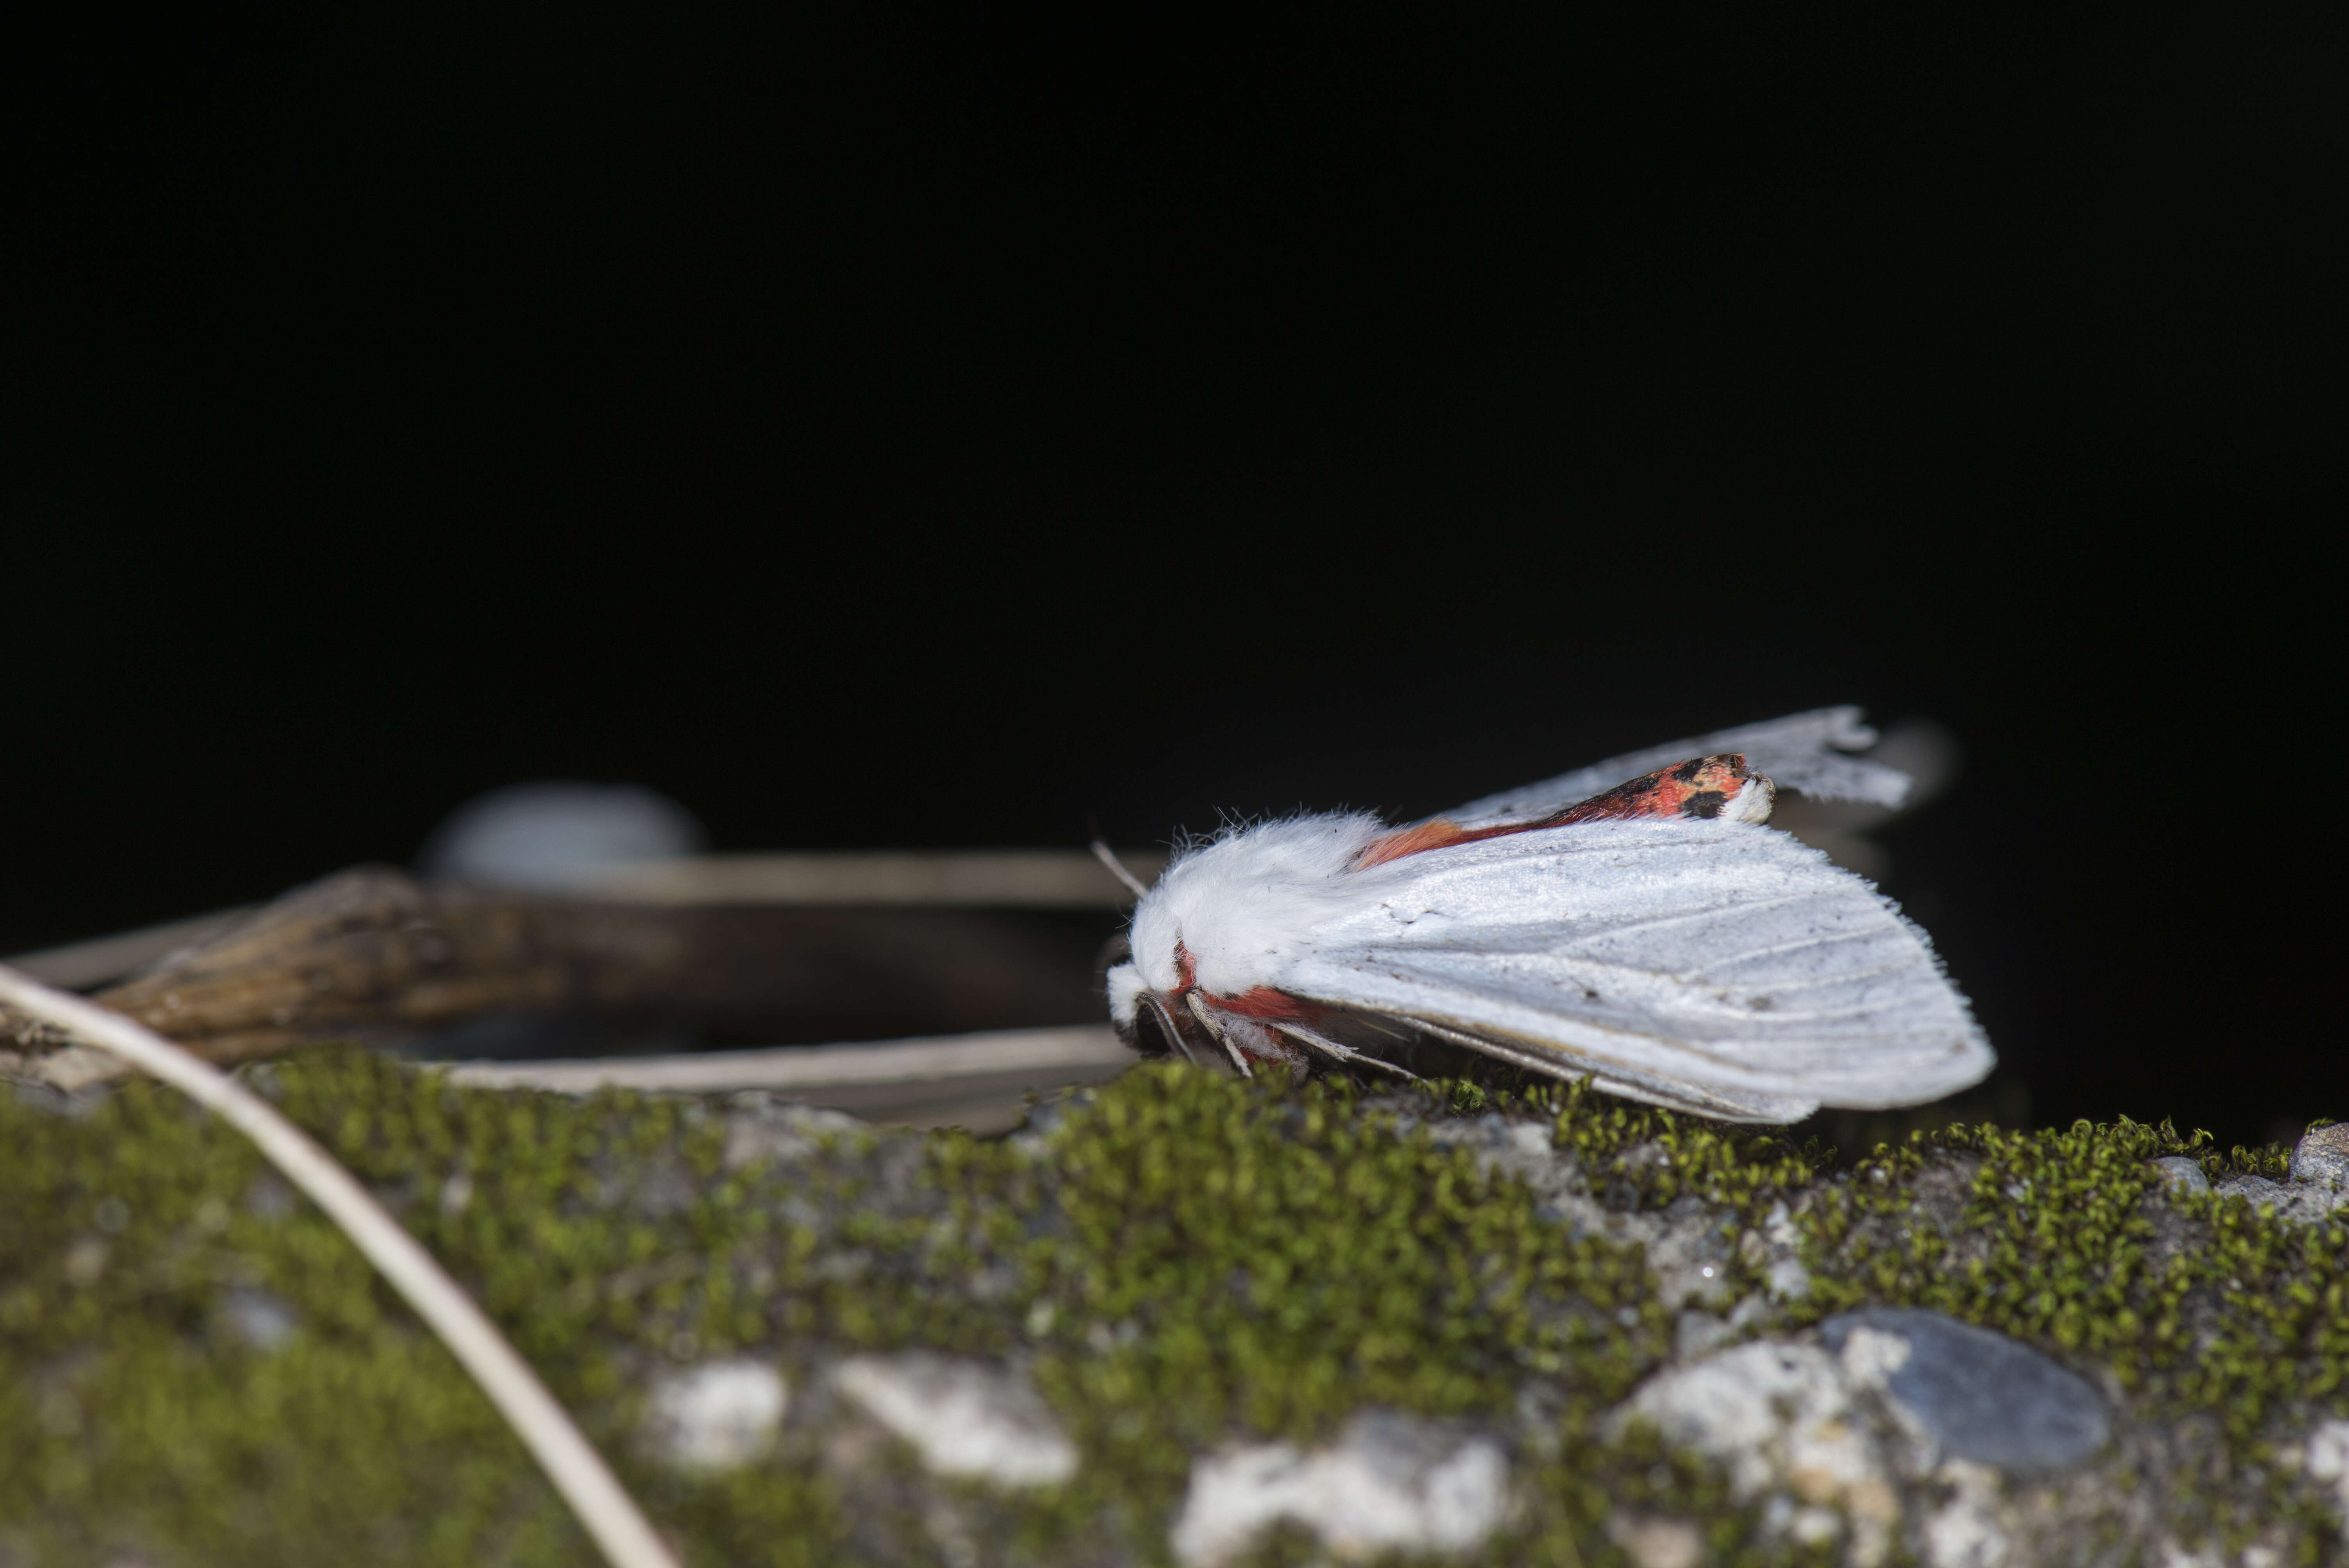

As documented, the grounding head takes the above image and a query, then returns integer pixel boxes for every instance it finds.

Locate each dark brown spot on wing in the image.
[1549,754,1754,824]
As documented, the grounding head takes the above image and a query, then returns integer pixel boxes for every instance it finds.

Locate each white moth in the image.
[1101,707,1991,1124]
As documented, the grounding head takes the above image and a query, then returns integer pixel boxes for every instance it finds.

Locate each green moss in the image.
[0,1065,587,1564]
[1531,1078,1829,1215]
[1788,1117,2349,1417]
[0,1055,864,1565]
[2,1051,2343,1565]
[1033,1067,1663,1423]
[994,1065,1667,1550]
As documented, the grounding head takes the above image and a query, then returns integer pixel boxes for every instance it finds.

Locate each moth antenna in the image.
[1184,990,1254,1078]
[1267,1020,1420,1082]
[1143,993,1199,1066]
[1089,836,1153,901]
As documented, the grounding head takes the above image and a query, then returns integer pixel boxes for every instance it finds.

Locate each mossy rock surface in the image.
[2,1052,2344,1566]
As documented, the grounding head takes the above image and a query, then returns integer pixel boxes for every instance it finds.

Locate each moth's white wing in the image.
[1438,706,1909,830]
[1281,820,1991,1123]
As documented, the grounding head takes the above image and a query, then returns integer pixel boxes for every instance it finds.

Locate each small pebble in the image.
[1170,1411,1510,1567]
[1820,1308,2108,1474]
[220,1288,300,1352]
[2151,1156,2210,1196]
[643,1358,787,1470]
[63,1237,109,1287]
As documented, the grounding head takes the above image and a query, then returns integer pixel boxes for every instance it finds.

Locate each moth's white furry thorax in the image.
[1110,814,1387,1020]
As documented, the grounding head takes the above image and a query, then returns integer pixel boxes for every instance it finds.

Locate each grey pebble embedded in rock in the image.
[1819,1308,2109,1474]
[219,1286,299,1352]
[2151,1156,2209,1196]
[1169,1411,1511,1568]
[832,1352,1076,1488]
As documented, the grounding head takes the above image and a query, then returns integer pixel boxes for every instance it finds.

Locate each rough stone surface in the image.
[2306,1418,2349,1525]
[1605,1513,1706,1568]
[2211,1166,2348,1224]
[2292,1123,2349,1196]
[1169,1411,1510,1567]
[1426,1112,1741,1308]
[832,1352,1077,1488]
[642,1357,788,1470]
[1613,1313,2117,1566]
[1818,1307,2110,1474]
[8,1050,2349,1566]
[2215,1172,2284,1205]
[1612,1338,1905,1565]
[717,1094,868,1172]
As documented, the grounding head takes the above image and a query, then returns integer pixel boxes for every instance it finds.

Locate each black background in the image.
[3,2,2337,1144]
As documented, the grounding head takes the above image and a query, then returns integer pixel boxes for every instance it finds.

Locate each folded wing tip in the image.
[1806,1035,1997,1112]
[1437,703,1921,828]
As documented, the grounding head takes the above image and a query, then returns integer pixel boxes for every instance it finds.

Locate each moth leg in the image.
[1142,993,1199,1066]
[1183,990,1254,1078]
[1267,1020,1420,1082]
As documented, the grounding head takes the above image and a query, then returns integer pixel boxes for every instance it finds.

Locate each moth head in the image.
[1105,941,1196,1060]
[1103,813,1385,1062]
[1104,958,1148,1032]
[1104,882,1189,1054]
[1098,931,1140,1019]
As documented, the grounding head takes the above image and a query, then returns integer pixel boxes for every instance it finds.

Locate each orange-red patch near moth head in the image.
[1352,818,1488,867]
[1205,985,1324,1020]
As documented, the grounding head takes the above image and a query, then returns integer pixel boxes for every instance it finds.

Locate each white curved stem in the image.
[0,964,680,1568]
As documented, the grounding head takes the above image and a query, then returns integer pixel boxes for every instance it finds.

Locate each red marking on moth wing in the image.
[1206,986,1323,1021]
[1350,754,1761,868]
